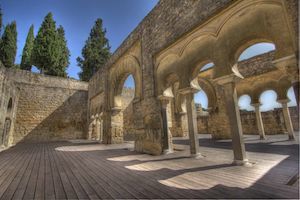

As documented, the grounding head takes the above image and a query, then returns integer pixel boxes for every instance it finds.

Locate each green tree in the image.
[53,25,70,77]
[31,12,60,74]
[0,21,17,68]
[20,25,34,70]
[0,7,3,34]
[77,18,111,81]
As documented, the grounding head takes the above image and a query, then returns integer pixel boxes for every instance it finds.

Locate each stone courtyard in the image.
[0,0,299,199]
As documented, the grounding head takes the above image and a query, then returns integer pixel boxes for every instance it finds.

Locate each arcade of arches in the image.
[87,0,299,165]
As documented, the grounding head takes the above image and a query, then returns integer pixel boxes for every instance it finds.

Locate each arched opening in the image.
[287,87,297,107]
[194,90,210,136]
[122,75,136,141]
[2,98,13,146]
[259,90,281,112]
[238,95,254,111]
[199,62,214,72]
[238,42,275,61]
[194,90,208,111]
[7,98,13,114]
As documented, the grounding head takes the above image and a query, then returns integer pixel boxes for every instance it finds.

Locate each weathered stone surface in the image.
[0,68,88,145]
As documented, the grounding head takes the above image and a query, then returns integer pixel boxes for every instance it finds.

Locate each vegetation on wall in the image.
[77,18,111,81]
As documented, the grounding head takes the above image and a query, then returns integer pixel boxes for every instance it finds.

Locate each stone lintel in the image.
[272,54,296,69]
[213,73,242,85]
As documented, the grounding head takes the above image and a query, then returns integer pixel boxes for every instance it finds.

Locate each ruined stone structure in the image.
[0,67,88,147]
[88,0,299,165]
[0,0,298,166]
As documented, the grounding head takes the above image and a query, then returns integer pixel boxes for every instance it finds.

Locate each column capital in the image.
[178,87,198,95]
[213,74,242,85]
[250,103,262,108]
[277,99,290,104]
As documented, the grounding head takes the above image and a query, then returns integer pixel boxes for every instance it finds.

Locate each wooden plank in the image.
[12,144,40,200]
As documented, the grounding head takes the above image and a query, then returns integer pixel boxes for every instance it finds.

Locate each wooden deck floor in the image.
[0,134,298,199]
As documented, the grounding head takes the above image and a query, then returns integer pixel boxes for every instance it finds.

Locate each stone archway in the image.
[1,98,13,147]
[107,55,142,144]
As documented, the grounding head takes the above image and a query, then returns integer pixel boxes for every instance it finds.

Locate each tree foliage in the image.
[0,21,17,68]
[31,12,69,77]
[20,25,34,70]
[77,18,111,81]
[0,7,2,34]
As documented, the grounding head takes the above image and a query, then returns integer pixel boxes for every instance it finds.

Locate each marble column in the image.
[180,88,202,158]
[159,97,173,154]
[278,99,295,140]
[215,75,248,165]
[251,103,266,140]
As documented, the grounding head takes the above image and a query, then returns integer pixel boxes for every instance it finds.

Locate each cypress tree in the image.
[0,21,17,68]
[20,25,34,70]
[31,12,60,74]
[0,7,2,34]
[55,25,70,77]
[77,18,111,81]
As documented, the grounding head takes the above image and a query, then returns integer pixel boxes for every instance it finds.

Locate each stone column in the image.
[278,99,295,140]
[95,114,101,141]
[215,75,248,165]
[180,88,202,158]
[251,103,266,140]
[292,81,299,110]
[159,97,173,154]
[88,115,94,140]
[99,113,103,142]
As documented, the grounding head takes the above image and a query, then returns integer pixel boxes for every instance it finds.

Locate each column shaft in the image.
[185,92,201,156]
[222,81,247,164]
[160,99,173,154]
[252,104,266,139]
[280,101,295,140]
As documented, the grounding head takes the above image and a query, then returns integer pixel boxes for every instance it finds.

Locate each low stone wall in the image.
[1,68,88,144]
[197,107,299,136]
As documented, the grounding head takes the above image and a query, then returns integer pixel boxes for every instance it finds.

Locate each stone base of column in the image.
[190,152,204,159]
[288,135,295,140]
[260,135,266,140]
[163,149,174,155]
[233,159,252,167]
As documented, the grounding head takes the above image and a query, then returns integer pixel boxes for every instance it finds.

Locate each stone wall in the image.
[197,107,299,135]
[0,68,88,145]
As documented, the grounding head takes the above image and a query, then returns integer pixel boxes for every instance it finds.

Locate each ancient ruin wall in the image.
[3,69,88,144]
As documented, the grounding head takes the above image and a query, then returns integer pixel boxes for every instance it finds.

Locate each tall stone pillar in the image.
[159,97,173,154]
[278,99,295,140]
[88,115,94,140]
[292,81,299,110]
[215,75,248,165]
[180,88,202,158]
[95,114,101,141]
[99,113,103,142]
[251,103,266,140]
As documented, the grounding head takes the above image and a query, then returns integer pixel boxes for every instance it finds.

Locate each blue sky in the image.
[1,0,158,79]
